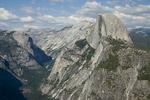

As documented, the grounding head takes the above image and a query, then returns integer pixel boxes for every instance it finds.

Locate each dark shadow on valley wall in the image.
[0,68,26,100]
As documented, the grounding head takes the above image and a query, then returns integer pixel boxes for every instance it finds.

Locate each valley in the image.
[0,14,150,100]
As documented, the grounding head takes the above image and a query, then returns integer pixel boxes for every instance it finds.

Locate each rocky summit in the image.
[87,13,132,49]
[40,14,150,100]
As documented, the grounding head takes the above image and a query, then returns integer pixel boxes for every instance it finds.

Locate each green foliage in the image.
[24,91,55,100]
[64,86,77,95]
[51,79,59,89]
[86,47,95,62]
[104,76,116,88]
[134,50,143,56]
[122,66,132,70]
[91,91,97,96]
[64,89,72,94]
[108,38,127,52]
[133,93,150,100]
[138,65,150,81]
[81,46,95,63]
[75,39,88,49]
[97,54,120,71]
[75,39,95,68]
[82,80,86,85]
[146,94,150,100]
[21,67,50,100]
[80,44,95,68]
[21,67,49,89]
[43,59,55,71]
[122,56,132,70]
[130,34,150,51]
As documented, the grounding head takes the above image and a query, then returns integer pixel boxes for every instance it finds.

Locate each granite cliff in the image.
[0,13,150,100]
[40,14,150,100]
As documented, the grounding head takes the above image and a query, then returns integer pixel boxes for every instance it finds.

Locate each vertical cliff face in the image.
[41,14,150,100]
[87,13,132,49]
[99,14,131,41]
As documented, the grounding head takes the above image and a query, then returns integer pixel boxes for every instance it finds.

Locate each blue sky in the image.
[0,0,150,30]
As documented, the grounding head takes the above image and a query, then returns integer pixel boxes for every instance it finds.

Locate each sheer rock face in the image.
[13,31,34,55]
[87,13,132,49]
[99,14,131,41]
[40,14,150,100]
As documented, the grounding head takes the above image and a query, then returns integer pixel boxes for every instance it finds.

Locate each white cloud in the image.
[0,22,9,27]
[113,4,150,27]
[21,6,35,14]
[38,14,75,25]
[13,28,24,31]
[72,1,150,28]
[68,15,95,23]
[107,0,136,6]
[36,1,150,28]
[75,1,112,18]
[0,8,18,20]
[42,15,53,19]
[114,4,150,16]
[37,14,95,28]
[106,0,120,5]
[2,1,150,30]
[24,24,39,29]
[20,16,34,22]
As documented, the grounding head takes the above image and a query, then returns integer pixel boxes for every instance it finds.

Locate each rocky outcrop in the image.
[40,14,150,100]
[99,14,131,41]
[86,13,132,49]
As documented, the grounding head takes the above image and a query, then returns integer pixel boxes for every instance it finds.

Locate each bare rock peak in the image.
[99,13,132,41]
[87,13,132,48]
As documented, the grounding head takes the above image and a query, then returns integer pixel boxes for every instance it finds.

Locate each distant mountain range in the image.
[129,28,150,51]
[129,28,150,36]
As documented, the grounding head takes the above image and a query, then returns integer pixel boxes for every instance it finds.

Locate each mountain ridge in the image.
[0,13,150,100]
[40,14,150,100]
